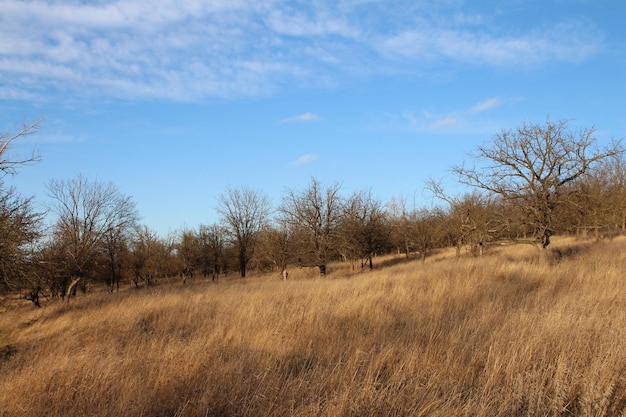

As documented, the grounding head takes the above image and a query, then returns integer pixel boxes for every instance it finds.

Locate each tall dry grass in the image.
[1,237,625,416]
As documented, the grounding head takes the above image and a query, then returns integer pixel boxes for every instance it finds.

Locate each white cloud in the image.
[291,154,319,166]
[0,1,606,102]
[429,115,458,129]
[280,113,321,123]
[379,22,602,68]
[469,97,502,113]
[389,96,513,133]
[266,9,358,38]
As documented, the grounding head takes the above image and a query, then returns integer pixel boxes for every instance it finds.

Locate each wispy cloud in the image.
[280,113,321,123]
[469,97,503,113]
[388,96,513,132]
[429,115,459,129]
[379,21,602,68]
[291,154,319,166]
[0,1,605,102]
[266,8,359,38]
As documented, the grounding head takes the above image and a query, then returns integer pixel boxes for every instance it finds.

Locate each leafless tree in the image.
[177,229,199,283]
[411,207,446,262]
[102,225,131,293]
[0,186,44,301]
[254,224,292,276]
[196,223,226,281]
[46,174,139,299]
[387,194,445,261]
[601,154,626,233]
[554,152,626,238]
[217,186,271,278]
[453,119,623,250]
[339,189,388,270]
[427,179,498,257]
[387,195,415,258]
[0,120,44,304]
[279,178,342,276]
[0,120,42,177]
[128,226,179,287]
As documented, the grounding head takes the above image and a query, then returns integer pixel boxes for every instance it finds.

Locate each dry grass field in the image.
[1,237,625,416]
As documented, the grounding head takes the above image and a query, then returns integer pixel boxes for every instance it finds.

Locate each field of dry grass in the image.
[1,236,625,416]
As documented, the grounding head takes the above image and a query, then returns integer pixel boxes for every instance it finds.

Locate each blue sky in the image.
[1,0,625,236]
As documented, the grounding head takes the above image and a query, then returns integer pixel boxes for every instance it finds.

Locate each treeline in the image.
[1,119,625,306]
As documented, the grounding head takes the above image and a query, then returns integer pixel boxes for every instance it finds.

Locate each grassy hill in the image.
[1,237,625,416]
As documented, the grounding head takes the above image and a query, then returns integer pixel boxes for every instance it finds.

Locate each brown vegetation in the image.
[1,236,624,417]
[4,120,625,304]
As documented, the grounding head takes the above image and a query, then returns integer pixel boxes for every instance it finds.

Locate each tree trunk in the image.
[108,251,116,293]
[239,259,247,278]
[25,287,42,307]
[535,243,550,266]
[239,246,247,278]
[66,277,81,302]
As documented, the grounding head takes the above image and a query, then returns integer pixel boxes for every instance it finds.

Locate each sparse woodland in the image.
[1,119,625,416]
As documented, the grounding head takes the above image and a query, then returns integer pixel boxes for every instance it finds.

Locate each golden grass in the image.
[1,237,625,416]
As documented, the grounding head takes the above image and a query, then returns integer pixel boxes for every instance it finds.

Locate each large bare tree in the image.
[47,174,139,298]
[279,178,342,276]
[217,186,271,278]
[453,119,623,249]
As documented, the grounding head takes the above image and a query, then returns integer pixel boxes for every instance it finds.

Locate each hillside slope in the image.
[1,237,625,417]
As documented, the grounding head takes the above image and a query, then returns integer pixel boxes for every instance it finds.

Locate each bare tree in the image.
[177,229,199,284]
[339,189,388,270]
[102,225,131,293]
[0,120,44,304]
[601,154,626,233]
[46,175,139,299]
[411,207,445,262]
[254,224,292,275]
[0,120,42,177]
[217,186,271,278]
[196,223,226,281]
[279,178,342,276]
[427,179,498,257]
[0,186,44,302]
[453,119,623,250]
[387,195,415,258]
[128,226,179,287]
[387,195,445,262]
[564,153,626,237]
